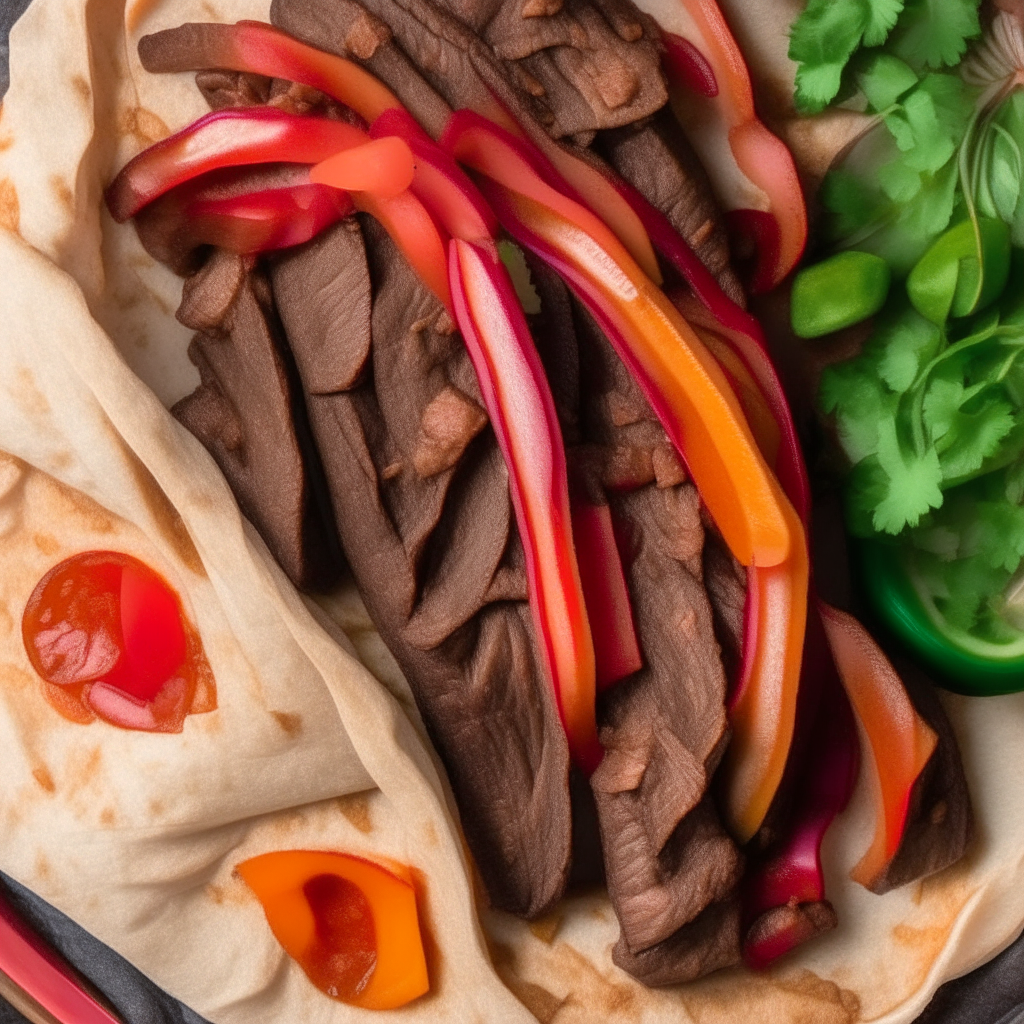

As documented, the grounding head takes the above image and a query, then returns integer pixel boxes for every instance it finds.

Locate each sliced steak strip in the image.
[171,251,340,591]
[595,107,744,305]
[270,0,665,142]
[612,896,742,986]
[560,280,742,976]
[438,0,665,138]
[271,218,572,918]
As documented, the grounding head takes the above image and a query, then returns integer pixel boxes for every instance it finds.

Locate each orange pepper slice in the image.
[486,185,792,569]
[818,604,938,890]
[721,508,808,842]
[310,137,415,199]
[236,850,429,1011]
[352,189,451,310]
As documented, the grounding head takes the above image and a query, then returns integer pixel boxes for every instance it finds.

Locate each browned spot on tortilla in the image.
[489,941,573,1023]
[0,178,19,233]
[148,798,165,819]
[32,533,59,556]
[34,853,52,883]
[71,76,91,104]
[66,747,104,797]
[99,806,116,827]
[56,488,115,535]
[422,818,438,847]
[548,944,637,1018]
[676,967,859,1024]
[12,367,49,418]
[50,175,74,215]
[528,913,563,945]
[124,450,205,576]
[336,792,373,833]
[205,879,251,907]
[31,767,55,794]
[271,710,303,738]
[0,135,13,153]
[119,107,169,148]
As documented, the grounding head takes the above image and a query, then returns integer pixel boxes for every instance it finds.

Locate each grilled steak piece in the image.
[171,252,340,591]
[271,218,573,918]
[567,294,743,977]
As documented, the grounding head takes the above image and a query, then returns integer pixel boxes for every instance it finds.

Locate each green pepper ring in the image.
[859,540,1024,697]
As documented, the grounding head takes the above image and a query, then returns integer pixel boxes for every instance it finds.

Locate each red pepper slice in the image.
[449,238,600,772]
[570,498,643,692]
[446,114,793,570]
[370,108,497,243]
[138,20,401,124]
[185,182,354,256]
[655,0,807,291]
[742,619,858,969]
[106,108,372,223]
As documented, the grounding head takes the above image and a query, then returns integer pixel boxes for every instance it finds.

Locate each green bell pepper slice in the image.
[859,539,1024,696]
[791,250,891,339]
[907,217,1011,326]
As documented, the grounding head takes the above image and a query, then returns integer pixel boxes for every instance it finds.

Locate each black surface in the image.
[1,0,1023,1021]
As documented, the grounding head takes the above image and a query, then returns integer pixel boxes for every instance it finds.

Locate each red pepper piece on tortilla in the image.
[656,0,807,291]
[819,602,939,891]
[570,498,643,692]
[21,551,216,732]
[236,850,429,1010]
[105,108,373,223]
[450,238,600,773]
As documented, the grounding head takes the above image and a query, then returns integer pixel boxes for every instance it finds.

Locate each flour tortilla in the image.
[0,0,1022,1022]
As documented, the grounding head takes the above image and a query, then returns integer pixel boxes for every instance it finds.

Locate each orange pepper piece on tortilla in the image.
[236,850,429,1011]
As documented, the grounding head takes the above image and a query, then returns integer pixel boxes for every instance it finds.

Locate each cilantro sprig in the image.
[789,0,981,114]
[821,277,1024,537]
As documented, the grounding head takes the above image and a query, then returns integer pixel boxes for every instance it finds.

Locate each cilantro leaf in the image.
[888,0,982,70]
[863,0,906,47]
[872,416,944,532]
[789,0,873,113]
[858,53,918,111]
[870,304,941,392]
[820,358,897,463]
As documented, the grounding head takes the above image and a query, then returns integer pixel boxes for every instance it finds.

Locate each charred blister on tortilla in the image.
[103,0,972,990]
[21,551,216,732]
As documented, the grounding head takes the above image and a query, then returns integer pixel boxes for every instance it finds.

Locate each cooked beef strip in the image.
[270,218,573,918]
[612,895,742,986]
[595,108,745,305]
[566,295,742,974]
[437,0,665,138]
[171,252,341,591]
[812,491,974,893]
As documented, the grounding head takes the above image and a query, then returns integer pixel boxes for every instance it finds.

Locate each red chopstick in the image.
[0,890,123,1024]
